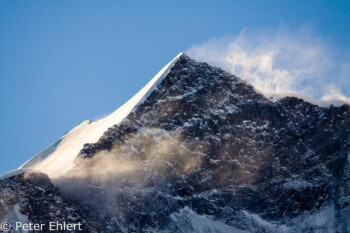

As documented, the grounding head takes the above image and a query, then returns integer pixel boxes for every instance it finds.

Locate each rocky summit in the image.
[1,53,350,232]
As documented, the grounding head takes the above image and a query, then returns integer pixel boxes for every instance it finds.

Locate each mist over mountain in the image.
[1,54,350,232]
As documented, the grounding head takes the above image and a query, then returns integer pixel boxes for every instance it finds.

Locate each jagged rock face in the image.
[75,54,350,232]
[1,54,350,232]
[0,172,97,233]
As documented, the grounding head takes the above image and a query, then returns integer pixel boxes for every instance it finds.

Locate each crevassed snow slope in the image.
[19,53,183,178]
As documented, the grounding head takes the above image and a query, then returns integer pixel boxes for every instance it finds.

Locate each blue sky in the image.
[0,0,349,174]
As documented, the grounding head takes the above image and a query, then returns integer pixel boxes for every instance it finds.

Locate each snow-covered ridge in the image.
[19,53,184,178]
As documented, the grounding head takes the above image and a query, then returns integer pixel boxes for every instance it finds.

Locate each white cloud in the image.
[187,28,350,106]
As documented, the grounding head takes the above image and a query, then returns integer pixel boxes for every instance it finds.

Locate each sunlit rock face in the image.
[2,54,350,232]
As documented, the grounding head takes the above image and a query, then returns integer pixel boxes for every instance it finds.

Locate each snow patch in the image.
[0,205,29,233]
[14,205,29,225]
[294,204,335,232]
[242,204,336,232]
[242,210,290,232]
[171,207,249,233]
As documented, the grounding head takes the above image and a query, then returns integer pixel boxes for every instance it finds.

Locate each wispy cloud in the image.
[187,28,350,106]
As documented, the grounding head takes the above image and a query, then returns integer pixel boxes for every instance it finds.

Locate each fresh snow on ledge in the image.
[0,169,32,180]
[19,53,184,178]
[266,92,350,107]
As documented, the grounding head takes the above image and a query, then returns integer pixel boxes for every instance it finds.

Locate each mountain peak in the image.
[20,53,274,177]
[3,53,350,232]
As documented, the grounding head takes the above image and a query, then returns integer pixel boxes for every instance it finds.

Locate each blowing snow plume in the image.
[64,128,201,182]
[52,127,203,213]
[187,28,350,106]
